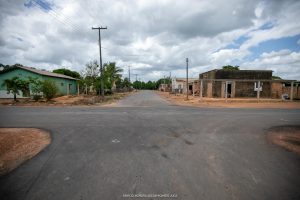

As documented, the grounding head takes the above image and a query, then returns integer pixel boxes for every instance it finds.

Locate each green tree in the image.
[53,68,81,79]
[2,77,29,101]
[42,80,58,100]
[122,77,131,88]
[154,78,171,90]
[272,75,282,80]
[222,65,240,70]
[103,62,123,92]
[132,80,141,89]
[115,78,124,89]
[28,77,43,101]
[0,63,10,71]
[81,60,100,94]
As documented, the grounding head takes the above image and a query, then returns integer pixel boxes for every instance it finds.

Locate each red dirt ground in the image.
[157,91,300,109]
[268,126,300,155]
[0,128,51,176]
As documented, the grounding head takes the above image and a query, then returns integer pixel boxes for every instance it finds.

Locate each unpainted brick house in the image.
[199,69,299,99]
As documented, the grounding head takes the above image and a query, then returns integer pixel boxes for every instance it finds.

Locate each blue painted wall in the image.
[0,68,78,97]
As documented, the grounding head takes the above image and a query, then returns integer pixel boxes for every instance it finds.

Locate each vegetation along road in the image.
[0,90,300,200]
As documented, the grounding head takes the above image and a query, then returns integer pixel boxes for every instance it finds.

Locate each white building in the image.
[171,78,198,94]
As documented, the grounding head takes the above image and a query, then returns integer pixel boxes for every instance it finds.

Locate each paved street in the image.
[0,90,300,200]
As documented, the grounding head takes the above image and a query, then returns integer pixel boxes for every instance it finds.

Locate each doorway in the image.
[68,84,72,95]
[225,82,232,98]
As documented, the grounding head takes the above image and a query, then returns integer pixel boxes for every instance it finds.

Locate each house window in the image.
[61,83,64,86]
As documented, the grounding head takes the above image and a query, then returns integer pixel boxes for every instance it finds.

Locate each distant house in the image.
[171,78,198,94]
[0,66,79,98]
[199,69,299,99]
[158,83,170,92]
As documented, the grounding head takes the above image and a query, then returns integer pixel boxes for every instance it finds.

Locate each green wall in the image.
[0,68,78,96]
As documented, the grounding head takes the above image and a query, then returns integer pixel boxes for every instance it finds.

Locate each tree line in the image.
[49,61,171,92]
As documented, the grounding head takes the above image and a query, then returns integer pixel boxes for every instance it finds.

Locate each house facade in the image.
[0,66,78,98]
[199,69,299,99]
[171,78,198,94]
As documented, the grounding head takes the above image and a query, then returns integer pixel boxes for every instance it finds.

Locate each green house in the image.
[0,66,78,98]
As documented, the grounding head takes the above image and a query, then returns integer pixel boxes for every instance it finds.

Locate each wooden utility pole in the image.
[133,74,138,90]
[128,66,131,83]
[290,81,294,101]
[186,58,189,100]
[257,81,261,101]
[92,26,107,97]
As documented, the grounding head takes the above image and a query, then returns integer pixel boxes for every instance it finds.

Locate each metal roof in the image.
[1,66,78,80]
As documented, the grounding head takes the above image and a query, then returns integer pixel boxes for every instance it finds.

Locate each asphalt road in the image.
[0,90,300,200]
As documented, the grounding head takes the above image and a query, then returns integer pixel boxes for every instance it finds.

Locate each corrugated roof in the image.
[18,66,78,80]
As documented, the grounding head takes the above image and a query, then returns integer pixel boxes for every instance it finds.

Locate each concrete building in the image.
[199,69,299,100]
[0,66,78,98]
[171,78,198,94]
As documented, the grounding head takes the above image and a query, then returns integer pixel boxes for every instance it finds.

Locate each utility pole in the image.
[134,74,138,90]
[139,78,141,90]
[128,66,131,91]
[186,58,189,100]
[92,26,107,97]
[128,66,131,83]
[163,75,166,92]
[135,74,138,82]
[132,74,138,90]
[169,72,172,93]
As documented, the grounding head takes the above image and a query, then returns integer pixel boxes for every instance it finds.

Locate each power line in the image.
[133,74,138,82]
[31,0,82,32]
[33,0,82,30]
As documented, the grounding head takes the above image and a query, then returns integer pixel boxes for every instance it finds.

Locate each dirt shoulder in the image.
[0,92,134,107]
[0,128,51,176]
[268,126,300,155]
[157,91,300,109]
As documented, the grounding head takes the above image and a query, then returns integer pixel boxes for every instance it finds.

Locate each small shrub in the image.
[28,77,43,101]
[42,80,58,100]
[33,95,42,101]
[105,90,113,95]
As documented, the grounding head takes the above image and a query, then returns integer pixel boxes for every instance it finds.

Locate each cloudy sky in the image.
[0,0,300,81]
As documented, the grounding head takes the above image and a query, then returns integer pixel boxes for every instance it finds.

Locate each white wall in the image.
[172,78,185,93]
[0,90,29,98]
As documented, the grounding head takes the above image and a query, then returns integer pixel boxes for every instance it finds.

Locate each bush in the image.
[28,77,43,101]
[42,80,58,100]
[33,95,42,101]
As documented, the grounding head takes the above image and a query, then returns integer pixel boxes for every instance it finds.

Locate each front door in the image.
[68,84,72,95]
[227,82,232,98]
[224,82,232,98]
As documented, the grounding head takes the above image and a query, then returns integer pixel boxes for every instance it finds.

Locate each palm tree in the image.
[103,62,123,92]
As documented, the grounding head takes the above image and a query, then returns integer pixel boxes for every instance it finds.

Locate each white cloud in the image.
[241,49,300,79]
[0,0,299,81]
[254,1,265,18]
